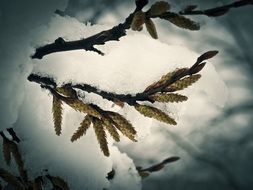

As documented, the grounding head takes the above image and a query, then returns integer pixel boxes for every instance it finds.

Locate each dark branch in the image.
[30,0,251,59]
[0,128,20,143]
[137,156,180,173]
[28,51,216,106]
[179,0,253,17]
[7,128,21,143]
[31,0,148,59]
[28,74,152,106]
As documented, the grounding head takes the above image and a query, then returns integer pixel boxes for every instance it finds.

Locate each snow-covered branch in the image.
[31,0,148,59]
[27,50,218,156]
[28,50,217,106]
[31,0,252,59]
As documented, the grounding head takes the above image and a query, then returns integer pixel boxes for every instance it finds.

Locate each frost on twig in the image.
[27,50,218,156]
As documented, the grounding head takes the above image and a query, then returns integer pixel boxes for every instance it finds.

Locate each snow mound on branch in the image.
[1,14,228,190]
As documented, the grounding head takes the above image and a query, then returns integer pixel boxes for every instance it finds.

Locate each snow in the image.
[0,7,231,190]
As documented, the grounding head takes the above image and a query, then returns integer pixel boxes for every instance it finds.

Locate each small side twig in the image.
[0,128,20,143]
[7,128,20,143]
[179,0,253,17]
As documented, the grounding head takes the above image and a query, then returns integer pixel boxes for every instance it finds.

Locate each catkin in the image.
[151,93,188,103]
[134,104,176,125]
[168,74,201,91]
[52,96,63,136]
[106,112,137,141]
[163,12,200,30]
[65,99,101,118]
[92,118,110,157]
[102,119,120,142]
[71,115,91,142]
[145,18,158,39]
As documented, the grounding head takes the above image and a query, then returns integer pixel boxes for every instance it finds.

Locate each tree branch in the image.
[28,73,153,106]
[179,0,253,17]
[30,0,251,59]
[31,0,149,59]
[28,51,217,106]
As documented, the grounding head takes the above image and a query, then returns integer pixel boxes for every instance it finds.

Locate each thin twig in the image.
[179,0,253,17]
[31,0,148,59]
[7,128,20,143]
[0,128,20,143]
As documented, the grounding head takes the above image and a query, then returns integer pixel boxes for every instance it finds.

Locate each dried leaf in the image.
[162,12,200,30]
[92,118,110,157]
[106,112,137,142]
[134,104,177,125]
[167,74,201,91]
[150,93,188,103]
[52,96,63,136]
[9,141,28,183]
[0,169,24,190]
[71,115,92,142]
[50,176,69,190]
[149,1,170,16]
[145,18,158,39]
[2,138,11,165]
[131,11,146,31]
[32,177,43,190]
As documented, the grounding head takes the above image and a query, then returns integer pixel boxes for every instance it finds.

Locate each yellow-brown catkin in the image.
[71,115,92,142]
[168,74,201,91]
[134,104,177,125]
[92,118,110,157]
[52,96,63,136]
